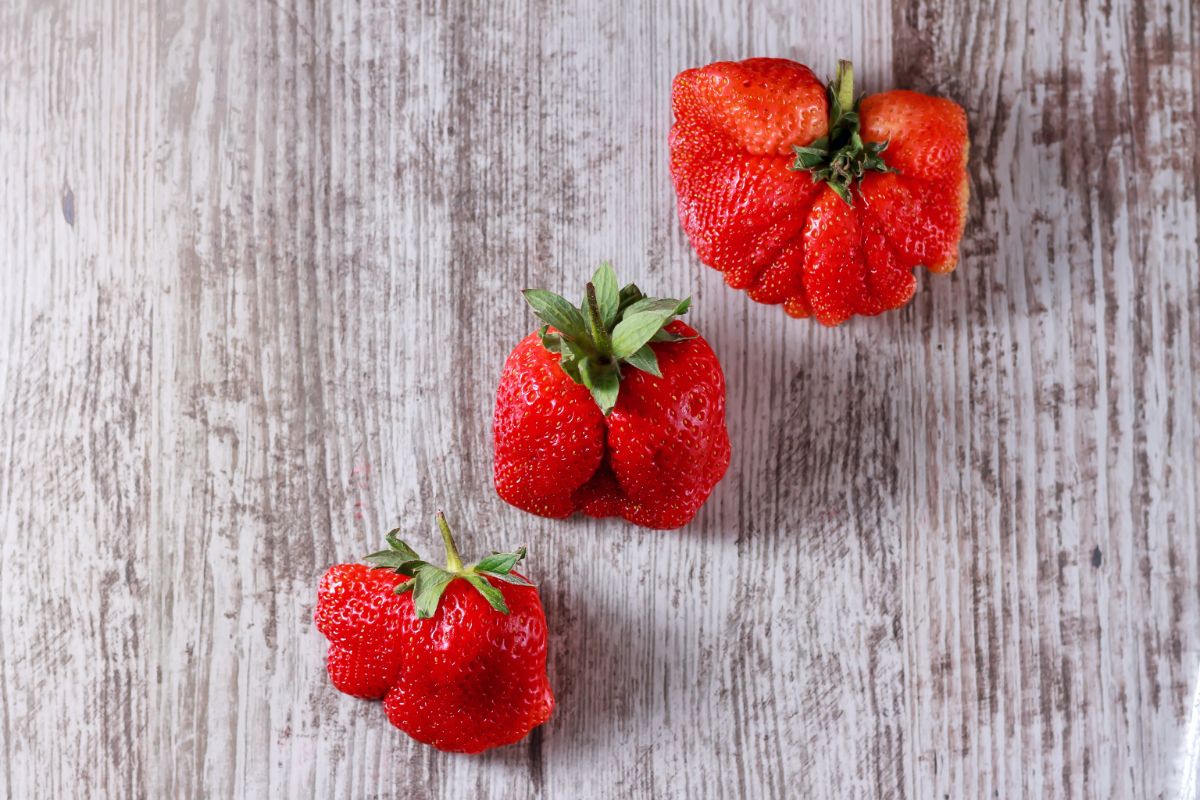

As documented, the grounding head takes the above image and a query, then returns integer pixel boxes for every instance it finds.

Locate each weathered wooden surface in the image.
[1,0,1198,797]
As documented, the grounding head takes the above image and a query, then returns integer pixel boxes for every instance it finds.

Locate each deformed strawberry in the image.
[492,263,730,529]
[314,513,554,753]
[670,58,969,325]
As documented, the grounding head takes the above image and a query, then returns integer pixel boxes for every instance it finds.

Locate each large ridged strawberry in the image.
[314,514,554,753]
[492,263,730,530]
[670,58,969,326]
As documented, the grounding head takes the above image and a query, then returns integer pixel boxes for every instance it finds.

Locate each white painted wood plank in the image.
[0,1,1196,798]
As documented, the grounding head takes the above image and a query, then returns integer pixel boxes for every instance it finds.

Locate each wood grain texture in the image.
[1,0,1197,798]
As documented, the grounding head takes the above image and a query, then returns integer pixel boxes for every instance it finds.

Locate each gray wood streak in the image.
[1,0,1197,798]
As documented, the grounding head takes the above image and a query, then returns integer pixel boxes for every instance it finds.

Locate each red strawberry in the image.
[670,58,969,326]
[493,263,730,529]
[315,563,409,699]
[314,514,554,753]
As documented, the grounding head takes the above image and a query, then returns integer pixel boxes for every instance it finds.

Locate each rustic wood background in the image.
[2,0,1198,798]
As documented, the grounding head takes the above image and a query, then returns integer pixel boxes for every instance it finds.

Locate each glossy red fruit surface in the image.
[382,575,553,753]
[314,516,554,753]
[315,563,409,699]
[492,265,730,530]
[670,58,969,325]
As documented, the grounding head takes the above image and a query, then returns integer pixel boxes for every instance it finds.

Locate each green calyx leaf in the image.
[475,547,527,574]
[363,512,533,620]
[579,357,620,414]
[611,299,690,358]
[523,289,587,340]
[788,59,898,205]
[618,282,644,313]
[363,528,424,574]
[411,566,457,619]
[462,574,509,615]
[522,263,692,414]
[588,261,620,327]
[623,344,661,377]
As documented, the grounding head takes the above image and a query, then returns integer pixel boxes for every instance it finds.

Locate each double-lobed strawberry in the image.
[492,263,730,530]
[314,514,554,753]
[670,57,970,326]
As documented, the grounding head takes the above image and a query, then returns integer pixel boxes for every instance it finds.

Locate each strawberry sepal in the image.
[789,59,897,205]
[363,512,530,619]
[522,263,693,414]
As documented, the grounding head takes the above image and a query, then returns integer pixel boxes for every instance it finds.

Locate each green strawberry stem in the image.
[363,514,534,619]
[436,511,464,573]
[788,58,896,205]
[521,262,693,415]
[584,283,612,359]
[835,59,854,113]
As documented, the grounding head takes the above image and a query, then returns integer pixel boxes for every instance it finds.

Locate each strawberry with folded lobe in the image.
[492,263,730,530]
[316,562,410,700]
[314,513,554,754]
[670,58,969,325]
